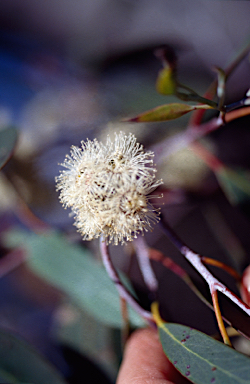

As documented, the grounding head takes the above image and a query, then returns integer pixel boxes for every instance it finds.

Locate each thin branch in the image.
[225,105,250,123]
[152,104,250,166]
[151,115,223,164]
[134,236,158,293]
[182,246,250,316]
[189,40,250,126]
[148,246,250,339]
[99,237,154,324]
[149,248,214,312]
[201,257,241,281]
[159,220,250,317]
[191,141,223,172]
[176,90,219,110]
[211,288,232,347]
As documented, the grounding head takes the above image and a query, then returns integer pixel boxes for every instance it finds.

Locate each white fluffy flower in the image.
[56,132,163,244]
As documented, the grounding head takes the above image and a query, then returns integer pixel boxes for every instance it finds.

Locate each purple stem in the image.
[99,237,153,324]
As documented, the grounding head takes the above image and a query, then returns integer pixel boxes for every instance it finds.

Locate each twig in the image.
[211,287,232,346]
[149,248,214,311]
[152,102,250,166]
[99,236,154,324]
[201,257,241,281]
[149,248,250,340]
[189,40,250,126]
[182,247,250,316]
[151,115,223,164]
[191,141,223,172]
[225,105,250,123]
[133,236,158,293]
[159,219,250,341]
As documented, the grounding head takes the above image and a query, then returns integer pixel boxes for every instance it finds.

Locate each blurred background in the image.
[0,1,250,382]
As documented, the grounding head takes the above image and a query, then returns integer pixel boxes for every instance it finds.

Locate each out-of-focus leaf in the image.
[0,328,66,384]
[0,126,18,170]
[55,300,118,378]
[4,230,145,328]
[158,322,250,384]
[126,103,212,122]
[0,367,19,383]
[156,66,176,95]
[216,167,250,205]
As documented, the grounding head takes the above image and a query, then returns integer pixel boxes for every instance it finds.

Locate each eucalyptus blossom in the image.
[56,132,162,244]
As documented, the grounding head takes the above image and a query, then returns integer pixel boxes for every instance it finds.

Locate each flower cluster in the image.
[56,132,162,245]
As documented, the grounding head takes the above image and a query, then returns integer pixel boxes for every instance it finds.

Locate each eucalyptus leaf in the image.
[4,229,145,328]
[0,126,18,170]
[125,103,212,122]
[158,322,250,384]
[0,328,66,384]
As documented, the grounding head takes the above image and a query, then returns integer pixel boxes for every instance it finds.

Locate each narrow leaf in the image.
[0,126,18,170]
[156,66,176,95]
[0,328,66,384]
[4,229,145,328]
[158,322,250,384]
[126,103,212,122]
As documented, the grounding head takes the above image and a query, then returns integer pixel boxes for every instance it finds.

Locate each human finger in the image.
[116,327,189,384]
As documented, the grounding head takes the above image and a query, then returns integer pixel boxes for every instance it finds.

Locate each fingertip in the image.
[117,327,187,384]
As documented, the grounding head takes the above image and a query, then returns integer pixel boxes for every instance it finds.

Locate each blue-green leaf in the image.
[0,328,66,384]
[4,229,145,328]
[158,322,250,384]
